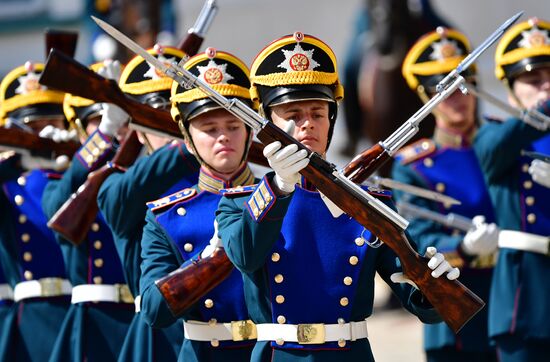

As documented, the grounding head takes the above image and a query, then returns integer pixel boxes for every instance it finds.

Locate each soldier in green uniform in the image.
[0,61,72,361]
[42,59,135,361]
[96,45,200,362]
[139,48,257,361]
[215,32,460,362]
[474,18,550,362]
[393,28,498,362]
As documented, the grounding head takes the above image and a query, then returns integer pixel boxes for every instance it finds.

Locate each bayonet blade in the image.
[521,150,550,163]
[369,176,461,205]
[92,16,170,75]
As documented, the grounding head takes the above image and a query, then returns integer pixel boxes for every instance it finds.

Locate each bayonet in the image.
[397,201,473,232]
[369,176,461,205]
[521,150,550,163]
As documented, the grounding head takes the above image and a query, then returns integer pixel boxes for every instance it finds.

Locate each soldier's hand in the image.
[200,220,222,258]
[462,215,499,256]
[528,159,550,188]
[390,247,460,288]
[97,60,129,136]
[263,141,309,194]
[39,125,78,143]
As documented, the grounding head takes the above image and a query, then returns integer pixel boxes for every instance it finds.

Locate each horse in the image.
[341,0,452,176]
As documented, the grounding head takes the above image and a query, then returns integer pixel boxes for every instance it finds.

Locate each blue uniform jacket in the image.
[97,141,199,362]
[216,173,442,362]
[392,130,495,353]
[140,166,256,362]
[473,100,550,341]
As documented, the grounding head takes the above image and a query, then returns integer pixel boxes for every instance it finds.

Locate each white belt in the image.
[14,278,72,302]
[498,230,550,256]
[134,295,141,313]
[71,284,134,304]
[0,284,14,301]
[256,320,369,345]
[184,320,257,342]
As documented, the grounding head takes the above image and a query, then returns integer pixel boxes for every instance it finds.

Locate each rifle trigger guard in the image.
[361,228,383,248]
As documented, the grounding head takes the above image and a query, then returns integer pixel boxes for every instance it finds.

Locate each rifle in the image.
[95,16,494,332]
[45,28,78,59]
[0,128,80,159]
[341,12,523,184]
[396,201,473,232]
[464,83,550,131]
[46,0,219,245]
[521,150,550,163]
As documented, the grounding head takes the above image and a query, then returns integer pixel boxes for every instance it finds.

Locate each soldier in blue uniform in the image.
[473,18,550,362]
[42,59,136,362]
[0,61,72,361]
[215,32,460,362]
[139,48,257,361]
[393,28,498,362]
[97,45,200,362]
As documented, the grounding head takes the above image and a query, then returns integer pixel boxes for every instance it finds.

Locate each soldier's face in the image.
[270,100,330,154]
[511,67,550,109]
[187,108,248,176]
[434,89,476,132]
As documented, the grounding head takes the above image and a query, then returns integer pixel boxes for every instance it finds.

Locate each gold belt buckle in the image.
[231,320,257,341]
[40,278,62,297]
[297,323,325,344]
[115,284,134,304]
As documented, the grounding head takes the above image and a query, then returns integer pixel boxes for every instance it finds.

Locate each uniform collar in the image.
[198,164,255,193]
[433,125,477,148]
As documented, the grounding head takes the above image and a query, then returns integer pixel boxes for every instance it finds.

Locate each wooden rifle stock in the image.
[48,131,142,244]
[342,143,391,183]
[177,33,203,57]
[0,128,80,158]
[156,247,234,316]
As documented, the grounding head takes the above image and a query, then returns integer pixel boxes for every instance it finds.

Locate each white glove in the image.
[390,247,460,289]
[528,159,550,188]
[461,215,499,256]
[39,125,78,143]
[263,141,309,194]
[200,220,222,258]
[21,154,69,171]
[97,60,129,136]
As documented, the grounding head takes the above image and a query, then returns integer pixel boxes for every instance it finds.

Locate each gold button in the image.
[337,318,345,324]
[18,214,27,224]
[99,141,107,150]
[338,339,346,347]
[253,209,260,217]
[343,277,353,286]
[274,274,284,284]
[527,213,536,224]
[421,141,430,150]
[204,299,214,308]
[525,196,535,206]
[277,315,286,324]
[23,252,32,262]
[91,223,100,232]
[184,243,194,253]
[24,270,33,280]
[276,338,284,346]
[86,155,94,163]
[435,183,445,193]
[349,256,359,265]
[210,339,219,347]
[354,237,365,247]
[177,207,186,216]
[21,233,30,243]
[92,148,100,156]
[423,158,433,167]
[94,240,102,250]
[17,176,26,186]
[522,163,530,173]
[523,180,533,190]
[14,195,24,205]
[94,258,104,268]
[93,276,103,284]
[265,195,273,203]
[340,297,349,307]
[276,295,285,304]
[271,252,280,262]
[208,318,217,326]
